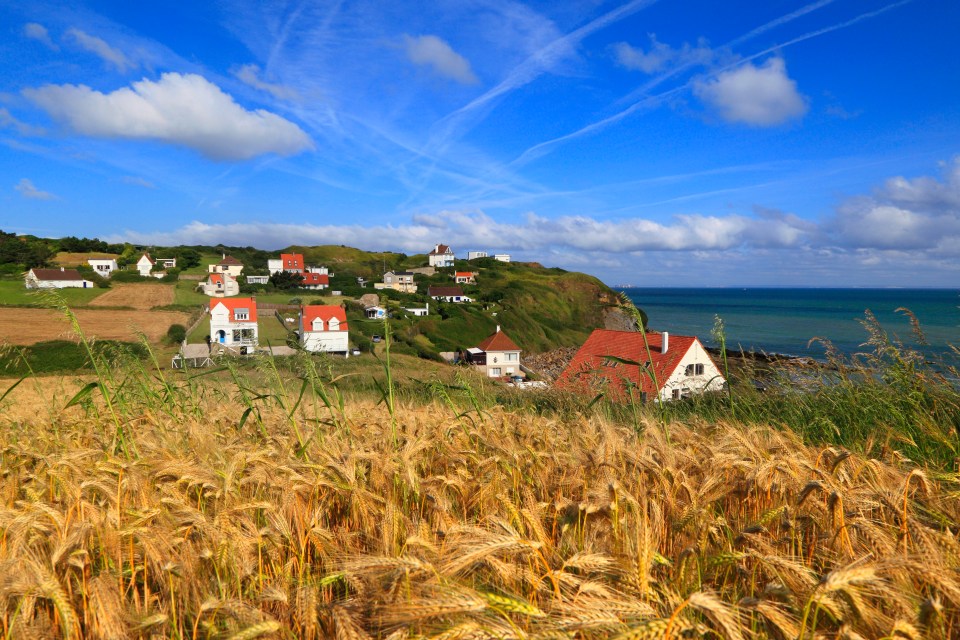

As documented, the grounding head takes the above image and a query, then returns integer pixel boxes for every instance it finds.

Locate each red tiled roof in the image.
[455,271,473,277]
[429,244,452,255]
[301,273,329,286]
[210,273,224,285]
[209,297,257,322]
[477,328,520,352]
[428,285,464,297]
[218,255,243,266]
[30,268,84,281]
[302,305,348,332]
[280,253,304,270]
[555,329,710,400]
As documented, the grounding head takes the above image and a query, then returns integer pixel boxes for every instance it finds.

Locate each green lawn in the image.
[0,280,107,307]
[185,307,295,346]
[173,279,210,306]
[179,253,224,276]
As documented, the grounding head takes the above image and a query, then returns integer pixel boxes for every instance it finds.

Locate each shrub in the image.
[166,324,187,344]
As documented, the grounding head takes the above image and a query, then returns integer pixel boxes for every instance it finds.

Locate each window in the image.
[685,363,705,376]
[490,367,502,377]
[671,389,680,400]
[235,310,249,320]
[506,353,518,362]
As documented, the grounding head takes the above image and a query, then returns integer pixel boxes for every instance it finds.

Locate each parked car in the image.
[372,335,382,343]
[351,348,361,356]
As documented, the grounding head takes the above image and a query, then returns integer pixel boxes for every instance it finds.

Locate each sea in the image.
[618,288,960,362]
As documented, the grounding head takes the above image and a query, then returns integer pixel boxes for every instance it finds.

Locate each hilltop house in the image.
[365,306,386,319]
[428,285,472,303]
[454,271,476,284]
[209,297,258,348]
[268,253,305,274]
[87,258,118,278]
[467,251,488,260]
[136,253,174,278]
[209,255,244,277]
[201,272,239,297]
[24,267,93,289]
[463,326,522,379]
[493,254,511,263]
[405,303,429,317]
[555,330,725,403]
[300,305,349,355]
[428,244,455,268]
[375,271,417,293]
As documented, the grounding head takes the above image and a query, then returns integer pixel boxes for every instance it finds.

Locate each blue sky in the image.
[1,0,958,286]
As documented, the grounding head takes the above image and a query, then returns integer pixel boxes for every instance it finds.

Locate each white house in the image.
[428,244,455,268]
[556,330,725,403]
[493,254,511,263]
[246,275,269,284]
[267,253,305,274]
[428,285,472,303]
[24,267,93,289]
[300,305,349,355]
[156,257,177,269]
[136,254,156,277]
[467,251,488,260]
[209,255,244,277]
[201,272,240,297]
[300,272,329,290]
[375,271,417,293]
[365,306,386,319]
[454,271,476,284]
[464,326,522,379]
[405,303,429,317]
[209,297,258,347]
[87,259,118,279]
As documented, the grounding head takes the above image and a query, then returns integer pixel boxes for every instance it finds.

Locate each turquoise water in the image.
[620,288,960,360]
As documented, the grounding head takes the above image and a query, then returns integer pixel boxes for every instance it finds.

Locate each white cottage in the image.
[300,305,349,354]
[428,244,455,268]
[209,297,258,347]
[24,268,93,289]
[87,258,118,278]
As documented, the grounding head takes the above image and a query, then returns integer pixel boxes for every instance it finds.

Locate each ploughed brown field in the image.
[52,251,120,266]
[88,283,175,309]
[0,307,189,344]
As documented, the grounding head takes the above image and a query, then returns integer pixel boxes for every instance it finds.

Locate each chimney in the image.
[222,252,226,260]
[662,331,669,353]
[60,267,65,272]
[496,325,501,333]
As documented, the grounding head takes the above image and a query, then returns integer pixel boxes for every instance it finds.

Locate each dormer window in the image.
[235,309,249,321]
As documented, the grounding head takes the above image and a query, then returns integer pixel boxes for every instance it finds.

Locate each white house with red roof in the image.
[556,329,724,403]
[201,272,240,297]
[300,305,349,354]
[465,326,523,379]
[268,253,305,274]
[454,271,476,284]
[428,244,455,268]
[300,272,329,290]
[24,267,93,289]
[209,297,258,347]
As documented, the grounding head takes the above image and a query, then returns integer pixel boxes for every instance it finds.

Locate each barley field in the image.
[88,284,176,310]
[0,307,190,345]
[0,348,958,640]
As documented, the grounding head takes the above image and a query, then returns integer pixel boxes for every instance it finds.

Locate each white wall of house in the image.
[246,275,269,284]
[24,271,93,289]
[136,255,154,277]
[481,349,521,378]
[428,250,455,267]
[201,275,239,297]
[657,339,725,401]
[209,305,258,346]
[467,251,487,260]
[267,259,283,274]
[209,264,244,277]
[88,259,118,278]
[301,316,349,353]
[493,254,511,263]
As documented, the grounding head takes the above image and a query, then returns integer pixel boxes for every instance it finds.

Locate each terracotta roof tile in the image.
[30,268,84,281]
[209,297,257,322]
[302,305,348,332]
[477,328,520,352]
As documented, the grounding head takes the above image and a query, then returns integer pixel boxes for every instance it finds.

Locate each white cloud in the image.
[613,35,712,74]
[24,23,58,50]
[232,64,300,101]
[15,178,57,200]
[403,35,479,85]
[65,28,135,73]
[828,158,960,252]
[694,57,808,126]
[112,208,811,254]
[0,108,44,136]
[23,72,314,161]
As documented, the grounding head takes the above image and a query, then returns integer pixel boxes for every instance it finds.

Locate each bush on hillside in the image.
[166,324,187,344]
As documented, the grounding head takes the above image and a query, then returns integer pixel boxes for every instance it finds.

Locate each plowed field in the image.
[88,283,175,309]
[0,308,190,345]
